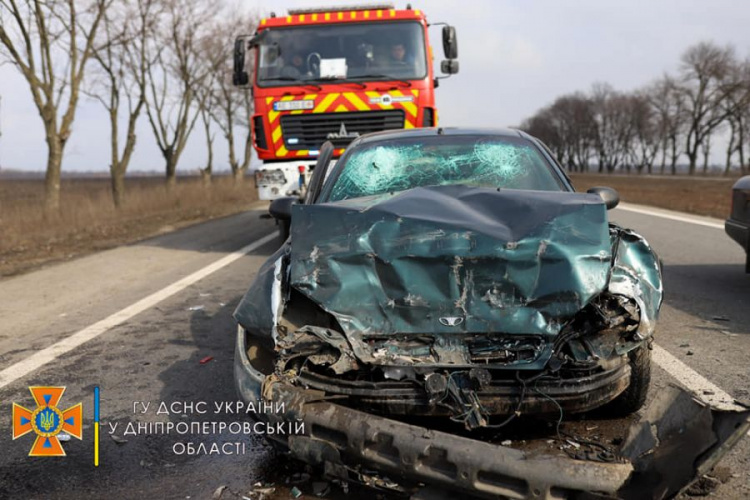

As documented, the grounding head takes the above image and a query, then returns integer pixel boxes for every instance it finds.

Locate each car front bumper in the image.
[725,218,750,272]
[233,326,750,499]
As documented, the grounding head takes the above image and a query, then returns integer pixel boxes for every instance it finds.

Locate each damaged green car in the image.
[234,129,749,498]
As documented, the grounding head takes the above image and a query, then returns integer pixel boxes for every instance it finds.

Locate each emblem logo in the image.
[368,94,414,105]
[439,316,465,327]
[326,123,360,140]
[13,386,83,456]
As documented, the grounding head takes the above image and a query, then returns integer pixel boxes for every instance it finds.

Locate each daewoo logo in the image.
[439,316,464,327]
[327,123,360,140]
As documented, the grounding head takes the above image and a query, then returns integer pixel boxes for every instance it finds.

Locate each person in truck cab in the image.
[389,41,409,65]
[280,52,306,78]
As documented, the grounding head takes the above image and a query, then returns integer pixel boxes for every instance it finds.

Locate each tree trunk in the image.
[702,139,711,174]
[200,168,212,187]
[111,165,126,208]
[165,154,177,190]
[233,168,244,185]
[725,124,736,176]
[44,133,63,214]
[201,111,213,187]
[687,151,697,176]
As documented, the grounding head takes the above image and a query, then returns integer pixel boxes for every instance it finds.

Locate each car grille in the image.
[280,110,405,150]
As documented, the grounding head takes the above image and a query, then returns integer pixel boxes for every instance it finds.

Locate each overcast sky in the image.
[1,0,749,172]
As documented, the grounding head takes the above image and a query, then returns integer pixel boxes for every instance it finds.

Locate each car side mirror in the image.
[587,186,620,210]
[269,196,297,221]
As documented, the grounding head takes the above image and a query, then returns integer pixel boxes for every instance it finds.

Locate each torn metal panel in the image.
[266,380,635,499]
[608,228,663,339]
[618,385,750,500]
[248,374,750,500]
[233,245,289,345]
[288,185,613,369]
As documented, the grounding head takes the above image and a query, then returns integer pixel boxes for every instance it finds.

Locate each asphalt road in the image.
[0,201,748,499]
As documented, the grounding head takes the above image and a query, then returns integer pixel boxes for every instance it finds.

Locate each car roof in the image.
[355,127,527,145]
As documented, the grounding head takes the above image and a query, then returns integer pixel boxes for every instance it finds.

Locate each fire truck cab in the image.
[233,3,458,201]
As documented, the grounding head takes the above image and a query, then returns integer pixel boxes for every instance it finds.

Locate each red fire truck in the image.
[233,3,458,201]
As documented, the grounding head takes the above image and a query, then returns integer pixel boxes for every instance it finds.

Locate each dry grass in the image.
[0,175,259,277]
[0,172,735,277]
[570,174,735,220]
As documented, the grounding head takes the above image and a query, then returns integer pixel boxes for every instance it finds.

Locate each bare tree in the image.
[645,76,686,175]
[628,93,660,174]
[202,16,258,184]
[721,58,750,175]
[521,93,595,173]
[193,22,223,186]
[678,42,739,175]
[144,0,214,189]
[590,84,635,173]
[0,0,109,212]
[89,0,156,207]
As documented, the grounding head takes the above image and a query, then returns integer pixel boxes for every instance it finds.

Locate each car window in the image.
[325,135,566,202]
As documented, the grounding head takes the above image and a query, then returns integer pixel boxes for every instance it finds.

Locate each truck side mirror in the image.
[587,186,620,210]
[233,38,249,86]
[442,25,458,59]
[441,59,459,75]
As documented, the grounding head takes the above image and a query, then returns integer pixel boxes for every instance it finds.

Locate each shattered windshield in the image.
[325,135,565,202]
[256,21,427,86]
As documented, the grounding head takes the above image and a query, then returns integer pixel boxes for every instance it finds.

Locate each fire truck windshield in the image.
[256,21,427,86]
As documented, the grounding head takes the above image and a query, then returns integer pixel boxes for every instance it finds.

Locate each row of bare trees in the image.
[0,0,257,211]
[521,41,750,176]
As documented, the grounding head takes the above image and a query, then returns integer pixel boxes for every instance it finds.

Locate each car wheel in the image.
[605,344,651,416]
[279,220,290,242]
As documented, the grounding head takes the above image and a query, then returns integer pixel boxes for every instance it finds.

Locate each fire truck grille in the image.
[280,110,405,150]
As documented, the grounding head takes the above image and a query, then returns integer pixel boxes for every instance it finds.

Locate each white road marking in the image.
[617,203,725,230]
[652,344,745,412]
[0,232,277,390]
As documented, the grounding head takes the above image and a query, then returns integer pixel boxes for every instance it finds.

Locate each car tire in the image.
[279,220,290,243]
[605,344,651,416]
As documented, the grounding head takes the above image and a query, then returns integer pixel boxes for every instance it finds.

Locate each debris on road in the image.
[187,305,205,311]
[109,434,127,445]
[712,315,730,322]
[212,485,227,499]
[199,356,214,364]
[311,481,330,497]
[287,472,311,485]
[290,486,302,498]
[247,483,275,500]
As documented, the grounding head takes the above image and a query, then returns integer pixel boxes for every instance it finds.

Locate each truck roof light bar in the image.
[288,3,395,15]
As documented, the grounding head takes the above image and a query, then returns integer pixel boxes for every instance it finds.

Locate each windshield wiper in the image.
[260,76,322,91]
[347,74,412,87]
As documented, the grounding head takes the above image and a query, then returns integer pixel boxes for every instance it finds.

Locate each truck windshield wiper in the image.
[346,74,412,87]
[312,75,412,88]
[260,76,322,90]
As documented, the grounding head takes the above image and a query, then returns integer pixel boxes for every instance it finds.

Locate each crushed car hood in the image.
[288,185,613,366]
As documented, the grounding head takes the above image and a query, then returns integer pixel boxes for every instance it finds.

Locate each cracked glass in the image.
[326,135,564,202]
